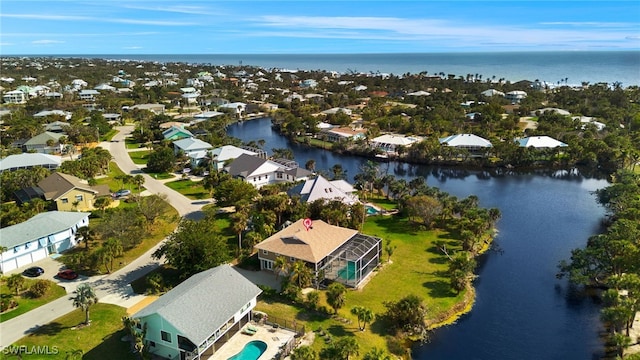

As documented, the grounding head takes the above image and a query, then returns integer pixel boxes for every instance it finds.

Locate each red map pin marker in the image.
[303,218,312,231]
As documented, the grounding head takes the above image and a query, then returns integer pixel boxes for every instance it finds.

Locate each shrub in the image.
[306,290,320,310]
[29,280,51,298]
[1,298,18,312]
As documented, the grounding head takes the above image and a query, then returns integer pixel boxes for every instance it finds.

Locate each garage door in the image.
[16,254,33,268]
[1,259,18,273]
[30,249,47,262]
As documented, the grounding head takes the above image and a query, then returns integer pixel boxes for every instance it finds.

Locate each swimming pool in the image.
[337,262,357,281]
[227,340,267,360]
[365,205,379,215]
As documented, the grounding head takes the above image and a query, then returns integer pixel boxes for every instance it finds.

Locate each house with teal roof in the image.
[162,125,193,141]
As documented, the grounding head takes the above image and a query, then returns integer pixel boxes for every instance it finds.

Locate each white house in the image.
[208,145,260,171]
[517,136,568,148]
[481,89,505,97]
[370,134,422,153]
[505,90,527,103]
[3,90,26,104]
[0,153,62,173]
[78,89,100,101]
[173,138,213,167]
[33,110,73,121]
[439,134,493,151]
[288,175,359,205]
[132,264,262,360]
[0,211,89,272]
[226,154,311,188]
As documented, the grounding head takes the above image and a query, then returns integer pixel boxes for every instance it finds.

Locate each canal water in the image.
[228,118,608,359]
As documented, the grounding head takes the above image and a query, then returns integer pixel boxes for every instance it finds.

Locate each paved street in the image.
[0,126,211,347]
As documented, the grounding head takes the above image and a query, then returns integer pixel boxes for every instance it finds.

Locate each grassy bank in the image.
[164,179,209,200]
[255,211,469,357]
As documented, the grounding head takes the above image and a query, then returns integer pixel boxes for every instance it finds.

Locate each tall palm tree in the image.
[76,226,95,250]
[273,256,289,281]
[230,209,250,256]
[289,260,313,288]
[71,284,98,325]
[132,174,145,192]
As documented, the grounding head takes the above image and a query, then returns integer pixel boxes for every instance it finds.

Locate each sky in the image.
[1,1,639,55]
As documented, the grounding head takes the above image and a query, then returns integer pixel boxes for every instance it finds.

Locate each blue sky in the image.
[1,1,639,54]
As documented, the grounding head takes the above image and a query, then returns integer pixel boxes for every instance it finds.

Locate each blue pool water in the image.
[365,205,379,215]
[337,262,357,281]
[227,340,267,360]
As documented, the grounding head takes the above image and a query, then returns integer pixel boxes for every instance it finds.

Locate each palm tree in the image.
[71,283,98,325]
[273,256,290,280]
[230,207,250,256]
[7,274,25,295]
[103,238,123,272]
[326,282,346,314]
[290,345,317,360]
[351,305,375,331]
[335,337,359,360]
[289,260,313,288]
[362,348,391,360]
[132,174,145,192]
[76,226,95,250]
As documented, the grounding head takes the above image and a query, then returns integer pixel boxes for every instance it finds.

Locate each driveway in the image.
[0,126,214,347]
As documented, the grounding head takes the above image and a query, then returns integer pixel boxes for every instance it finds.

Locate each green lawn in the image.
[93,162,128,193]
[0,280,67,323]
[164,179,209,200]
[128,150,151,165]
[255,212,466,357]
[125,138,144,150]
[101,129,118,142]
[1,303,133,360]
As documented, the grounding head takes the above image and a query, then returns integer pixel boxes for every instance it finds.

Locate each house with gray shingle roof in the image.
[172,137,213,167]
[23,131,65,154]
[288,175,359,205]
[132,264,262,360]
[0,211,89,272]
[225,154,311,189]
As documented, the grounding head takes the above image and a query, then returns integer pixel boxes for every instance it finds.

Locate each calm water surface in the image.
[228,118,609,360]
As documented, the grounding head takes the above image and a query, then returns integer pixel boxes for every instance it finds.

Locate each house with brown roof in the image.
[254,219,382,288]
[37,172,110,211]
[319,127,367,143]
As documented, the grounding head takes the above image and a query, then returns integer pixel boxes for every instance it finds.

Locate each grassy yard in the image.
[255,210,465,357]
[1,303,133,360]
[128,149,151,165]
[164,179,209,200]
[125,138,144,150]
[0,280,67,323]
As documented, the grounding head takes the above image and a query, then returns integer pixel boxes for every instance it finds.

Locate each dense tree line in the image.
[558,170,640,358]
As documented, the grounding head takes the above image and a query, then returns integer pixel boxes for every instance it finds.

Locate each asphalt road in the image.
[0,126,210,348]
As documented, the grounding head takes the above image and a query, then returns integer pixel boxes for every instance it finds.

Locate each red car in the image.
[57,269,79,280]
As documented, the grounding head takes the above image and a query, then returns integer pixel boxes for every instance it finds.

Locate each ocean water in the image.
[79,51,639,87]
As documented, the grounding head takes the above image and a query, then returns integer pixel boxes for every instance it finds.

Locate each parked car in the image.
[23,266,44,277]
[114,189,131,198]
[56,269,79,280]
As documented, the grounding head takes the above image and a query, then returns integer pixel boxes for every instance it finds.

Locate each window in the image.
[14,246,19,253]
[136,323,142,329]
[61,198,69,204]
[161,331,171,343]
[25,242,30,249]
[149,341,155,347]
[262,250,268,255]
[276,172,283,179]
[290,257,296,262]
[75,195,83,201]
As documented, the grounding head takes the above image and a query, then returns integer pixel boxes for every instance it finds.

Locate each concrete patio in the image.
[207,322,296,360]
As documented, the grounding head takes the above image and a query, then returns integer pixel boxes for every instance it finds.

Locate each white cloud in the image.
[123,46,143,50]
[0,13,194,26]
[31,39,65,44]
[121,4,220,16]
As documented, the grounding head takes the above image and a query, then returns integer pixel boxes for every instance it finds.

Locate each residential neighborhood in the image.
[0,54,637,360]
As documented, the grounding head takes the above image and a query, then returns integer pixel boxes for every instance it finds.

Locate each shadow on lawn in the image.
[368,216,419,236]
[422,279,458,298]
[27,321,65,336]
[84,329,133,360]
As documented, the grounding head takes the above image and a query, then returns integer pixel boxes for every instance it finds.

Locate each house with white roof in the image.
[370,134,422,153]
[406,90,431,96]
[517,136,568,148]
[573,116,606,131]
[288,175,359,205]
[130,103,165,115]
[532,108,570,116]
[0,211,90,272]
[0,153,62,173]
[321,107,353,116]
[3,90,26,104]
[481,89,505,97]
[94,83,116,92]
[505,90,527,103]
[218,102,247,118]
[226,154,311,188]
[132,264,262,360]
[173,138,213,167]
[78,89,100,101]
[439,134,493,155]
[33,110,73,121]
[208,145,262,171]
[319,127,366,143]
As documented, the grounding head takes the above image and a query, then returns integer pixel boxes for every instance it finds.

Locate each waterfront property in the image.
[370,133,422,154]
[0,211,89,272]
[225,154,312,189]
[163,125,194,141]
[172,137,213,167]
[132,264,262,360]
[516,136,568,148]
[208,145,264,172]
[287,175,359,205]
[254,219,382,288]
[439,133,493,156]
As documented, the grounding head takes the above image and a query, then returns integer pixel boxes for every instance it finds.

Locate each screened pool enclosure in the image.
[321,233,382,288]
